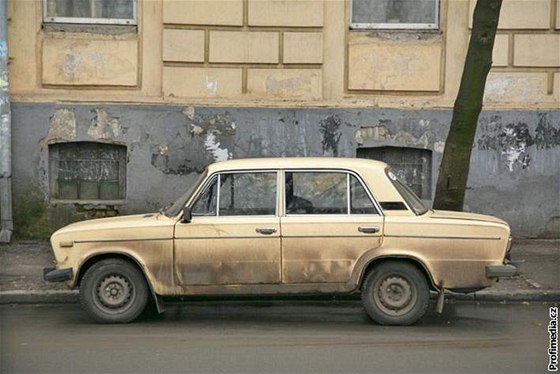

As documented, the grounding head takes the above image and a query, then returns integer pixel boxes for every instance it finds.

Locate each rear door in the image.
[280,170,384,284]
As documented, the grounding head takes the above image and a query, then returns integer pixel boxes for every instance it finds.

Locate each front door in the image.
[280,170,384,283]
[174,171,281,286]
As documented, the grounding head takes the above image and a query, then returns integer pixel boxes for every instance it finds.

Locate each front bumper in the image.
[43,267,73,283]
[485,263,519,278]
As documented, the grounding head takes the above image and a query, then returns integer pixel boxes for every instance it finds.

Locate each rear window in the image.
[386,168,429,215]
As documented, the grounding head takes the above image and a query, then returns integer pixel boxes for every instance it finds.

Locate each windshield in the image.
[386,168,429,216]
[164,169,208,217]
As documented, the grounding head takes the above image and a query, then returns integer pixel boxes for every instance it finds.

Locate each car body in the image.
[44,157,518,325]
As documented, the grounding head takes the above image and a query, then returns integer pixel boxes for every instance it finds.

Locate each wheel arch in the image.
[75,252,162,311]
[358,255,438,291]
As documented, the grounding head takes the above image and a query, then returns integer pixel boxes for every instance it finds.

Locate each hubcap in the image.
[97,275,132,309]
[374,275,416,316]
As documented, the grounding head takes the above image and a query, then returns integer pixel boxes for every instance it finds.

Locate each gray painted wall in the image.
[11,102,560,238]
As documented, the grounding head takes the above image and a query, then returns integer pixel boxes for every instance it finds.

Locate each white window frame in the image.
[42,0,137,25]
[349,0,440,30]
[283,169,382,217]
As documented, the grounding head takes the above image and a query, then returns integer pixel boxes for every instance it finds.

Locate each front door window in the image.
[219,173,276,216]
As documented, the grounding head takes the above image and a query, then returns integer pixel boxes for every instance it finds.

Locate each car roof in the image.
[207,157,388,173]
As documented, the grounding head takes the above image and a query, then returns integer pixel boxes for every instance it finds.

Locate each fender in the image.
[349,247,439,291]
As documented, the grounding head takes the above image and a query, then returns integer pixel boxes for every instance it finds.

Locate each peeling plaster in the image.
[355,123,432,150]
[475,115,560,172]
[433,141,445,153]
[46,109,76,144]
[150,109,236,175]
[355,125,390,144]
[88,108,123,141]
[204,132,230,161]
[205,77,218,96]
[62,54,81,80]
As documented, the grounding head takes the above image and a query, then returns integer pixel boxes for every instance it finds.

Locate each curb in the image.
[1,289,558,305]
[448,290,560,302]
[0,290,79,304]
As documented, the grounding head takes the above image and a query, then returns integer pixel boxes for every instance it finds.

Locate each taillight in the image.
[505,237,513,261]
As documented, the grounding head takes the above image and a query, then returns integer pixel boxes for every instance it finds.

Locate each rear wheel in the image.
[361,261,429,325]
[80,258,149,323]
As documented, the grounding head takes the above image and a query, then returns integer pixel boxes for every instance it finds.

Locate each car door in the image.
[280,170,384,283]
[174,171,281,286]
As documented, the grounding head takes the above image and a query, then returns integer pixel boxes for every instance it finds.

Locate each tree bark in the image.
[433,0,503,211]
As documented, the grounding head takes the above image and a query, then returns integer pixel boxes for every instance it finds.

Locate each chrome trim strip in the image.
[385,235,501,240]
[74,237,171,244]
[175,236,279,240]
[283,235,381,239]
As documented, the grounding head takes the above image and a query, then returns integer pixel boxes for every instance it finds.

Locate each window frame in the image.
[349,0,440,30]
[42,0,138,25]
[283,169,382,217]
[190,170,280,218]
[49,141,127,203]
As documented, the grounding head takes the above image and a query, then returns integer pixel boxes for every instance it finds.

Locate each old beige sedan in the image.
[44,158,517,325]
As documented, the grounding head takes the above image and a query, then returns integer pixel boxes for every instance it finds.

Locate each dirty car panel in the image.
[46,157,517,324]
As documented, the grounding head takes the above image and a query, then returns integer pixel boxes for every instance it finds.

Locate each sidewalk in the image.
[0,239,558,304]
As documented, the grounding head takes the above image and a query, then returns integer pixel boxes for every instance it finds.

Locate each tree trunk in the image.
[433,0,502,211]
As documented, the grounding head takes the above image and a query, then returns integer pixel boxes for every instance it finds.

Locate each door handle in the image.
[256,227,277,235]
[358,225,380,234]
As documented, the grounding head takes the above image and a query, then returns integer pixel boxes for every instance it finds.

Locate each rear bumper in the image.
[485,264,518,278]
[43,267,73,283]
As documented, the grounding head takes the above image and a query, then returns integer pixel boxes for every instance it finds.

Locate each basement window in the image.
[350,0,439,30]
[49,142,127,201]
[43,0,137,25]
[357,146,432,200]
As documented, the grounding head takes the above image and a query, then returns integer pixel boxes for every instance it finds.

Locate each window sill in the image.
[50,199,125,206]
[42,23,137,35]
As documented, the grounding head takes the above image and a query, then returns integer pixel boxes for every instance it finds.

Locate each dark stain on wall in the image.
[319,114,343,157]
[476,113,560,171]
[534,112,560,149]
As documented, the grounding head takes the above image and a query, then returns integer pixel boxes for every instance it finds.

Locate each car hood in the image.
[50,213,177,243]
[429,210,508,226]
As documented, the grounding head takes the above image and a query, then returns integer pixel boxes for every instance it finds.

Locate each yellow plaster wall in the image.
[7,0,560,109]
[42,36,139,86]
[347,33,443,92]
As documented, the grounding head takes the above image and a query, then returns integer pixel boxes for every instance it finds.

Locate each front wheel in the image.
[80,258,149,323]
[361,261,429,325]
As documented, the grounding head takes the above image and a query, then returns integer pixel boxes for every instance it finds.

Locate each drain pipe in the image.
[0,0,13,243]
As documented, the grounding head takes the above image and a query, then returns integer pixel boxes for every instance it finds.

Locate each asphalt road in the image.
[0,301,555,374]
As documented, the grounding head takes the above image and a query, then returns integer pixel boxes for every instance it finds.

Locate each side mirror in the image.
[181,206,192,223]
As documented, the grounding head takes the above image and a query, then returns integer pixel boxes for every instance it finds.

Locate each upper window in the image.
[350,0,439,30]
[43,0,137,25]
[192,172,277,217]
[49,142,127,201]
[285,172,378,215]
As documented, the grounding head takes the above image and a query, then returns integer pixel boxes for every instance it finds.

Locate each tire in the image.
[80,258,149,324]
[361,261,429,326]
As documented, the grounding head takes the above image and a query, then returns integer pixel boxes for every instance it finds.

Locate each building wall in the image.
[6,0,560,238]
[11,103,560,238]
[7,0,560,108]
